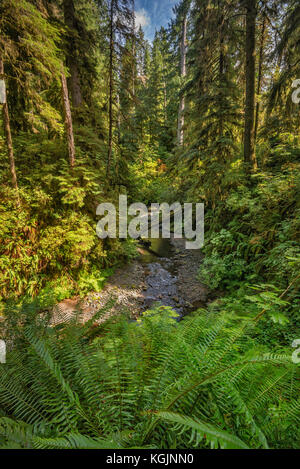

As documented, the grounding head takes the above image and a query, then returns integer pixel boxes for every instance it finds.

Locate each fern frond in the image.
[157,412,249,449]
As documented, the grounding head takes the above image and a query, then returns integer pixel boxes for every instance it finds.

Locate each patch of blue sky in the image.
[135,0,176,41]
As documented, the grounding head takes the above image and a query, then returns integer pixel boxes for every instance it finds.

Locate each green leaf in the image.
[157,412,249,449]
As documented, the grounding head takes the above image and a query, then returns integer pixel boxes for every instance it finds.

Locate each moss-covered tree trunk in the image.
[107,0,115,177]
[254,15,267,144]
[243,0,257,171]
[63,0,83,108]
[0,58,19,201]
[61,71,76,168]
[177,15,187,146]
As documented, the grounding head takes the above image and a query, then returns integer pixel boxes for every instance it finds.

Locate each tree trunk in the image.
[116,92,121,144]
[163,79,167,125]
[0,58,20,202]
[107,0,115,177]
[132,0,136,100]
[254,15,267,144]
[63,0,83,108]
[219,17,225,140]
[177,15,187,146]
[61,72,76,168]
[243,0,257,171]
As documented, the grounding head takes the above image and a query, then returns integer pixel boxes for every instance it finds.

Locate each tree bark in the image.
[0,58,20,202]
[61,72,76,168]
[177,15,187,146]
[243,0,257,171]
[107,0,115,177]
[254,15,267,144]
[132,0,136,100]
[219,16,225,140]
[63,0,83,108]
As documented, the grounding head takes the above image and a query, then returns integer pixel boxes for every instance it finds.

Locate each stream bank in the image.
[53,237,211,325]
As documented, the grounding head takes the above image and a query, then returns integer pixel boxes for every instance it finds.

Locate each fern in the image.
[156,412,249,449]
[0,305,298,449]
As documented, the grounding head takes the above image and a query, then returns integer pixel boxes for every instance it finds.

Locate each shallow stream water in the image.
[55,236,209,325]
[139,238,187,316]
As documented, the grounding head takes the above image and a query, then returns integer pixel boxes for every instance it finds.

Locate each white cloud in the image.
[135,8,150,30]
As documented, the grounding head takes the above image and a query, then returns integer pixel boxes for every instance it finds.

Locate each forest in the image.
[0,0,299,451]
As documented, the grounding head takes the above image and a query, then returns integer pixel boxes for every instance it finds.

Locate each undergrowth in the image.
[0,301,299,449]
